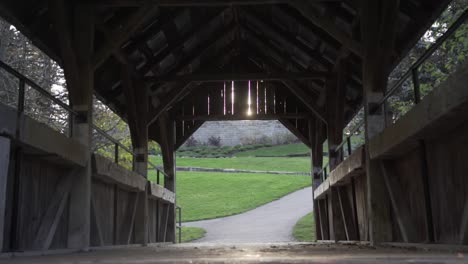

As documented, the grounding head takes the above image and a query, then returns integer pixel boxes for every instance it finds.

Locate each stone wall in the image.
[189,120,295,146]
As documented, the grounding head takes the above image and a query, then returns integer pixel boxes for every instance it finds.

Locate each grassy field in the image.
[235,143,309,157]
[176,171,311,222]
[177,227,206,243]
[292,212,316,242]
[149,156,311,172]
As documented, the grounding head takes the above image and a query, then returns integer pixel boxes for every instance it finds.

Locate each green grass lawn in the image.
[292,212,316,242]
[176,171,311,221]
[235,143,310,157]
[149,155,311,172]
[177,227,206,243]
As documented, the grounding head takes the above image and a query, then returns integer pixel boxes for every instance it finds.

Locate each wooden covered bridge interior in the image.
[0,0,468,261]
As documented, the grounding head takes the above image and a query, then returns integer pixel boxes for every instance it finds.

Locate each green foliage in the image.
[386,1,468,123]
[235,143,310,157]
[292,212,316,242]
[177,227,206,243]
[176,144,269,158]
[177,172,312,221]
[149,155,311,172]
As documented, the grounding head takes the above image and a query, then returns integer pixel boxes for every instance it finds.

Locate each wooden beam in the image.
[0,137,10,252]
[241,8,333,71]
[279,119,311,148]
[281,80,327,124]
[32,170,76,250]
[93,4,157,69]
[326,56,348,170]
[460,196,468,244]
[361,0,399,245]
[148,82,198,127]
[140,8,230,76]
[381,159,418,243]
[146,71,329,83]
[289,1,362,57]
[126,192,139,245]
[97,0,339,7]
[91,196,104,247]
[147,26,238,126]
[176,113,311,121]
[50,0,80,104]
[175,121,205,150]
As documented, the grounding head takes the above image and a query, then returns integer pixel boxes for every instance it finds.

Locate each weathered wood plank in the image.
[381,160,418,243]
[149,183,175,204]
[329,146,365,186]
[314,178,330,200]
[90,196,104,247]
[0,104,87,167]
[0,137,11,252]
[460,198,468,245]
[32,170,76,250]
[92,154,146,192]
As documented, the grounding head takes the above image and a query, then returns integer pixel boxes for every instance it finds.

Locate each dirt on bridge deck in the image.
[1,242,467,264]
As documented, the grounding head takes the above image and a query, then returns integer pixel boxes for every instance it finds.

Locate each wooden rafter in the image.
[281,80,327,124]
[93,4,158,69]
[140,8,231,76]
[241,8,333,71]
[96,0,338,7]
[176,113,311,121]
[288,0,362,57]
[175,121,205,150]
[279,119,311,148]
[145,71,329,83]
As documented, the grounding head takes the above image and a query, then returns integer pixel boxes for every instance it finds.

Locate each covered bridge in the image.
[0,0,467,262]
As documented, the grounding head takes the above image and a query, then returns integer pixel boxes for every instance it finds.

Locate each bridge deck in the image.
[1,243,467,264]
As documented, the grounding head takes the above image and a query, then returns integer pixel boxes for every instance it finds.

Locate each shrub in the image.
[207,136,222,147]
[185,137,199,147]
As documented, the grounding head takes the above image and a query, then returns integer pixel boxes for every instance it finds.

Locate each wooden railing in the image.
[0,58,167,185]
[318,9,468,181]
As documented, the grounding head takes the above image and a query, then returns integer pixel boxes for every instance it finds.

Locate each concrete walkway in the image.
[184,187,313,243]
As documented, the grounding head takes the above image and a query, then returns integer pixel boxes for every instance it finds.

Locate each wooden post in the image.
[360,0,399,245]
[326,55,348,171]
[157,114,177,243]
[0,137,11,252]
[51,0,95,250]
[309,118,323,240]
[122,65,150,245]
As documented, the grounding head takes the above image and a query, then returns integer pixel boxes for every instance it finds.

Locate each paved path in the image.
[184,187,313,243]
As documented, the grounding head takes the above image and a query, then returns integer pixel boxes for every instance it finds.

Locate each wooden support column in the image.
[122,65,150,245]
[361,0,399,245]
[0,137,11,252]
[460,196,468,245]
[156,114,176,243]
[309,118,324,240]
[51,0,95,250]
[326,56,348,171]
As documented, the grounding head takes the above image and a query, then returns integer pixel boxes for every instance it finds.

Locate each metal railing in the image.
[176,206,182,243]
[318,8,468,181]
[0,58,167,185]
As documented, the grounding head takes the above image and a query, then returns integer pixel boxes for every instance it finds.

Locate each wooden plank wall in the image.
[14,155,70,251]
[8,155,170,251]
[426,121,468,244]
[352,173,369,241]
